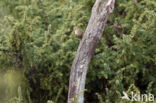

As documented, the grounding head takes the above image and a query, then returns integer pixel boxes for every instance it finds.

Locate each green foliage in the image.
[0,0,155,103]
[0,70,30,103]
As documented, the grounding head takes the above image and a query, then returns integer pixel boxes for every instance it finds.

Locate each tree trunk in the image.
[67,0,115,103]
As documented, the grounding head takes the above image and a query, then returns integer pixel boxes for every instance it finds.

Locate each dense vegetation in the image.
[0,0,155,103]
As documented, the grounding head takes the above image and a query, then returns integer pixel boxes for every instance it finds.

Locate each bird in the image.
[74,28,83,38]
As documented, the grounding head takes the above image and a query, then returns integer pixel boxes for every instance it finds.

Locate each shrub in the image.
[0,0,155,103]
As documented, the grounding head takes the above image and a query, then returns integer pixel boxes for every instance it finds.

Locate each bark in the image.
[67,0,115,103]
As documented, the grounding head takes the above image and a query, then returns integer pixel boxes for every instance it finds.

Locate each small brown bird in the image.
[74,28,83,38]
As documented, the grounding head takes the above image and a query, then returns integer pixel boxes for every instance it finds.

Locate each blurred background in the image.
[0,0,155,103]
